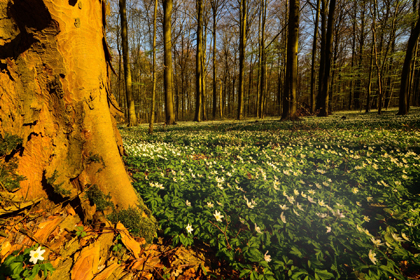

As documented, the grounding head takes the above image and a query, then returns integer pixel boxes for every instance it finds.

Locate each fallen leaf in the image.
[92,263,120,280]
[71,241,101,280]
[116,222,141,259]
[34,217,63,243]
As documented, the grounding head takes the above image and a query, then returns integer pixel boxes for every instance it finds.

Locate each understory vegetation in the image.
[120,108,420,280]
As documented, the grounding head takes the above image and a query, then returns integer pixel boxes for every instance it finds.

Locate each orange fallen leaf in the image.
[0,241,11,258]
[92,263,120,280]
[71,241,100,280]
[34,217,63,243]
[116,222,141,259]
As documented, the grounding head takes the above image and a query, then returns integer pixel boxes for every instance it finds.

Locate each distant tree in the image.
[119,0,137,125]
[210,0,226,119]
[310,0,321,114]
[149,0,158,134]
[194,0,204,122]
[238,0,248,120]
[163,0,176,124]
[281,0,299,120]
[317,0,336,117]
[398,1,420,115]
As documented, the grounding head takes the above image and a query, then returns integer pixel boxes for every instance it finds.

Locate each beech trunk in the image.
[0,0,151,219]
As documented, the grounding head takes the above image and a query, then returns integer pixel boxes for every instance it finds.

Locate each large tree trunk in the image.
[0,0,152,221]
[119,0,137,126]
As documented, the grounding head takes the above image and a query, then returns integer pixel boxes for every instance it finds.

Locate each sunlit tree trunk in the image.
[0,0,153,221]
[149,0,158,134]
[119,0,137,126]
[163,0,175,124]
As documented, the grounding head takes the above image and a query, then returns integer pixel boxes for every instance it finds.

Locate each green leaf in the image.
[314,269,335,280]
[290,246,303,258]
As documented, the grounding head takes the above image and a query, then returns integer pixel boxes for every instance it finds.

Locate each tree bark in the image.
[237,0,247,120]
[119,0,137,126]
[281,0,299,120]
[316,0,327,112]
[310,0,321,114]
[194,0,203,122]
[398,6,420,115]
[259,0,267,119]
[149,0,158,134]
[212,4,218,119]
[354,1,366,111]
[163,0,175,124]
[0,0,152,221]
[318,0,336,117]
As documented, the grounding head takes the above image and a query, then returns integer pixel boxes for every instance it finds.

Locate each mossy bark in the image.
[0,0,153,227]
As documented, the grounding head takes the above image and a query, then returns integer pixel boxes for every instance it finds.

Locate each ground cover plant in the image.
[120,108,420,279]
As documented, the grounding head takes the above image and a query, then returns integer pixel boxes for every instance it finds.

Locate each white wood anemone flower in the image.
[29,246,45,264]
[213,210,224,222]
[186,224,193,234]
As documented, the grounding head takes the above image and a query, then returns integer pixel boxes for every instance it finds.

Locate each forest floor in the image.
[1,108,420,280]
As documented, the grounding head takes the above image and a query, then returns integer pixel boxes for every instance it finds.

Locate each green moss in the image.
[0,161,25,192]
[0,133,22,157]
[86,153,105,166]
[108,207,157,243]
[85,184,114,211]
[0,133,25,192]
[47,170,71,196]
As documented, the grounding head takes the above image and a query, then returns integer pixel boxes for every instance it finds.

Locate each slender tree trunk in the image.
[349,1,357,110]
[318,0,336,117]
[194,0,203,121]
[163,0,175,124]
[238,0,247,120]
[119,0,137,126]
[366,43,374,113]
[149,0,158,134]
[398,4,420,115]
[212,10,218,119]
[282,0,299,120]
[316,0,327,112]
[354,3,366,110]
[259,0,267,118]
[202,22,208,121]
[310,0,321,114]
